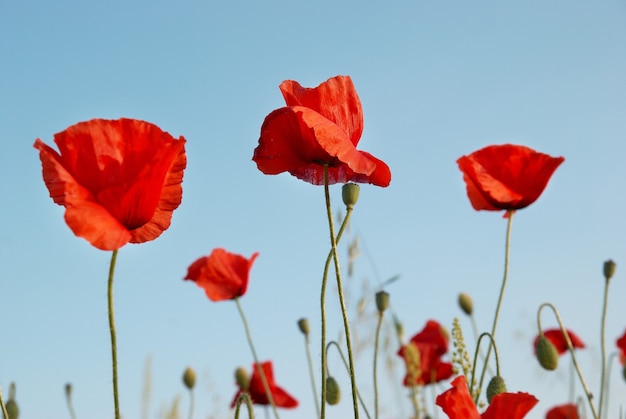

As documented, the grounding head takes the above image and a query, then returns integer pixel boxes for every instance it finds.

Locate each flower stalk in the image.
[107,249,120,419]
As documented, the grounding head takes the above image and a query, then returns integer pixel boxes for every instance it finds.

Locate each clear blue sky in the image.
[1,1,625,418]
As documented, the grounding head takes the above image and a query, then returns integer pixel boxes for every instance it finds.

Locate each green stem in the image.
[187,389,195,419]
[234,297,280,419]
[470,332,501,400]
[0,387,8,419]
[537,303,598,419]
[408,386,420,419]
[66,389,77,419]
[598,278,610,419]
[323,167,359,419]
[303,335,320,419]
[107,249,120,419]
[234,392,255,419]
[476,210,514,400]
[373,312,384,419]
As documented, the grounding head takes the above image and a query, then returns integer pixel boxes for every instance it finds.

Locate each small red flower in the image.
[546,403,580,419]
[34,118,187,251]
[398,320,454,386]
[230,361,298,409]
[436,375,538,419]
[253,75,391,186]
[457,144,564,212]
[184,248,259,301]
[617,329,626,365]
[534,329,586,355]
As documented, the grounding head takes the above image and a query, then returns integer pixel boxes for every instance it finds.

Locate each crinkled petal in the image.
[436,376,481,419]
[481,391,538,419]
[546,403,580,419]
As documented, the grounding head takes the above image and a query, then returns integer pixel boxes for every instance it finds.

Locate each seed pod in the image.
[6,382,19,419]
[183,367,196,390]
[458,292,473,316]
[342,183,360,209]
[325,376,341,405]
[486,376,507,403]
[235,367,250,391]
[375,291,390,313]
[536,335,559,370]
[297,318,310,336]
[603,259,616,282]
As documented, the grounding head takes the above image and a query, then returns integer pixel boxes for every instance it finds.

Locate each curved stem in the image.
[373,312,384,419]
[322,167,359,419]
[234,298,280,419]
[66,389,77,419]
[325,341,372,419]
[470,332,501,400]
[107,249,120,419]
[303,335,320,419]
[598,278,610,419]
[476,210,514,399]
[537,303,598,419]
[234,392,255,419]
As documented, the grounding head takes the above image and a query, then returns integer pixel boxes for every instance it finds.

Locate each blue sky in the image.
[1,1,625,418]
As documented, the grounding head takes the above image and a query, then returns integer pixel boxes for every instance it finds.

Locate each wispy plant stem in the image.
[598,278,611,419]
[0,387,8,419]
[303,334,320,419]
[373,311,384,419]
[107,249,120,419]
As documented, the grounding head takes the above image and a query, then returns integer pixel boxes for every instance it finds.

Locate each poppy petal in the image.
[481,391,538,419]
[435,376,481,419]
[546,403,580,419]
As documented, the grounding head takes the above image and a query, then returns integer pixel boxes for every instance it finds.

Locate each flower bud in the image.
[342,183,360,209]
[603,259,616,282]
[325,376,341,405]
[297,318,310,336]
[183,367,196,390]
[6,382,19,419]
[235,367,249,391]
[622,365,626,382]
[535,335,559,370]
[375,291,390,313]
[486,376,507,403]
[458,292,473,316]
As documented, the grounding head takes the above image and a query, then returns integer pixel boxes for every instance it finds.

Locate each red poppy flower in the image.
[617,329,626,365]
[436,375,538,419]
[184,248,259,301]
[534,329,586,355]
[398,320,454,386]
[34,118,187,251]
[546,403,580,419]
[252,75,391,187]
[230,361,298,408]
[457,144,564,212]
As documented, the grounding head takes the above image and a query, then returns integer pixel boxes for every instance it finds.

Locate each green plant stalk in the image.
[598,278,610,419]
[323,167,359,419]
[303,334,321,419]
[187,388,195,419]
[373,312,384,419]
[66,390,77,419]
[408,386,420,419]
[107,249,120,419]
[470,332,501,398]
[234,392,255,419]
[234,297,280,419]
[538,303,598,419]
[476,210,514,400]
[0,387,9,419]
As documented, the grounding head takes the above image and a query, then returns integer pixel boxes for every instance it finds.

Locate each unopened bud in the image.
[458,293,473,316]
[536,335,559,370]
[297,318,310,336]
[375,291,390,313]
[622,365,626,382]
[235,367,249,391]
[603,259,616,282]
[325,376,341,405]
[65,383,72,397]
[486,376,507,403]
[183,367,196,390]
[342,183,360,209]
[6,382,19,419]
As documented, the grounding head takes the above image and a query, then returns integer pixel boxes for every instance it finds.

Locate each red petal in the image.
[481,391,538,419]
[435,376,481,419]
[246,361,298,408]
[534,329,586,355]
[546,403,580,419]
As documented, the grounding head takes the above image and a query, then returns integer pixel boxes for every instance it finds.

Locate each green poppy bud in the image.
[182,367,196,390]
[486,376,507,403]
[458,292,473,316]
[375,291,390,313]
[297,318,310,336]
[325,376,341,405]
[342,183,360,209]
[622,365,626,382]
[603,259,616,282]
[536,335,559,370]
[6,382,19,419]
[235,367,249,391]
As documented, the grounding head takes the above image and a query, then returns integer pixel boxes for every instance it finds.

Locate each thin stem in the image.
[373,312,384,419]
[234,392,255,419]
[598,278,610,419]
[601,352,617,419]
[0,387,8,419]
[537,303,599,419]
[187,389,195,419]
[408,386,420,419]
[234,298,280,419]
[476,210,514,399]
[66,389,77,419]
[471,332,501,401]
[303,334,320,419]
[325,341,372,419]
[107,249,120,419]
[323,167,359,419]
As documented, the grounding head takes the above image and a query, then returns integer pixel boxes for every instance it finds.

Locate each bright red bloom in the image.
[34,118,187,251]
[436,375,538,419]
[398,320,454,386]
[253,75,391,187]
[184,248,259,301]
[534,329,586,355]
[457,144,564,212]
[230,361,298,409]
[546,403,580,419]
[617,329,626,365]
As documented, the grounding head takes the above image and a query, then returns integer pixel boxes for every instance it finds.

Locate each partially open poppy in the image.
[617,329,626,365]
[534,329,586,355]
[436,375,538,419]
[546,403,580,419]
[252,75,391,186]
[398,320,454,386]
[34,118,187,251]
[184,248,259,302]
[457,144,564,212]
[230,361,298,408]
